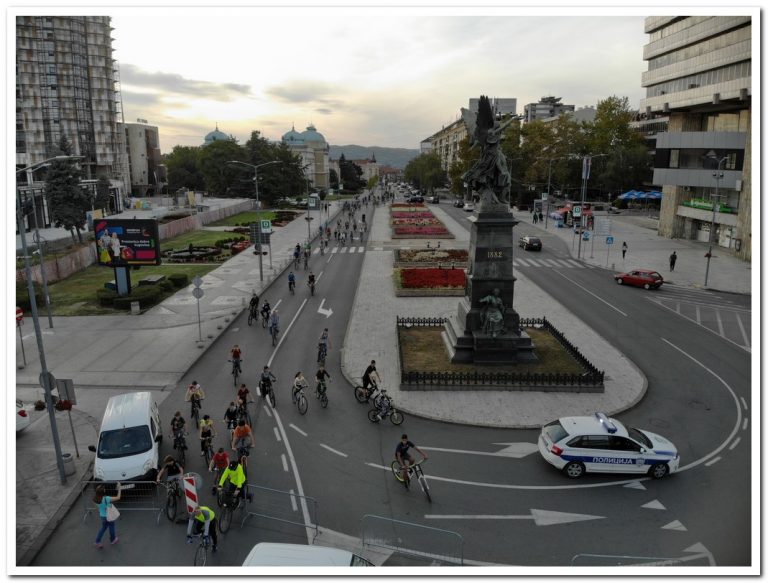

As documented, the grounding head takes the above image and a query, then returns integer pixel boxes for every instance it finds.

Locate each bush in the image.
[168,273,189,288]
[16,280,44,312]
[113,285,162,310]
[158,279,175,292]
[96,288,117,307]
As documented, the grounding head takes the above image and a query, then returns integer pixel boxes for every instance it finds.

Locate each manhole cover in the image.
[688,400,710,411]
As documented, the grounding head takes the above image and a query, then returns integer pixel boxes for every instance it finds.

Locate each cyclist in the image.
[156,454,184,486]
[218,459,247,502]
[303,248,310,269]
[170,411,187,449]
[230,345,242,374]
[269,309,280,336]
[236,383,254,410]
[231,419,253,454]
[260,300,271,324]
[222,402,239,432]
[259,366,277,398]
[317,328,331,362]
[248,292,259,319]
[288,271,296,293]
[395,434,427,488]
[293,245,301,267]
[361,360,381,398]
[292,371,309,404]
[199,414,216,457]
[186,505,218,553]
[362,213,366,224]
[307,272,316,293]
[185,381,205,409]
[208,447,230,494]
[315,365,331,396]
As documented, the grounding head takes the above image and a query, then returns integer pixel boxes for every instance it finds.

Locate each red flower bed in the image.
[391,211,434,219]
[393,226,449,236]
[392,218,441,225]
[401,268,466,289]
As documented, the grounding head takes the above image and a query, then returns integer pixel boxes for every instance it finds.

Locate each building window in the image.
[669,149,680,168]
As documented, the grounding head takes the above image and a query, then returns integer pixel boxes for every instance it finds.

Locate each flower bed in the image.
[394,267,466,296]
[393,226,451,237]
[391,211,433,219]
[391,218,442,226]
[396,249,469,263]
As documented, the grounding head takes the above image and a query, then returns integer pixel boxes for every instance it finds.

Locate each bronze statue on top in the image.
[461,95,516,209]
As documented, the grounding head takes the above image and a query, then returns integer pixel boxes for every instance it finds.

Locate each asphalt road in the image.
[32,199,752,568]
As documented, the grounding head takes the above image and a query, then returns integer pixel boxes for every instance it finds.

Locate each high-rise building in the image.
[523,96,575,123]
[16,15,129,221]
[125,120,163,197]
[639,15,751,261]
[469,97,517,117]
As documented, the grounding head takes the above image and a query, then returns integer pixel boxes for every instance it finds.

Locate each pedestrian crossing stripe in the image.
[358,246,365,253]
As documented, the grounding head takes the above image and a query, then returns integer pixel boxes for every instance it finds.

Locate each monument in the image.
[443,95,537,364]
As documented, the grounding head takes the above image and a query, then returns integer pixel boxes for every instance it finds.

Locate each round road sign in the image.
[192,288,204,299]
[16,307,23,322]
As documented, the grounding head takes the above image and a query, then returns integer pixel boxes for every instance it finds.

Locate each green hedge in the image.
[16,280,44,312]
[112,285,162,311]
[96,288,117,307]
[168,273,189,288]
[214,236,246,248]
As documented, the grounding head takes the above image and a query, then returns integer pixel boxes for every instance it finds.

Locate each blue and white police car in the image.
[538,412,680,479]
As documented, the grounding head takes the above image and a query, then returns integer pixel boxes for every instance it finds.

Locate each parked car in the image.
[16,399,31,433]
[518,236,543,251]
[463,202,475,212]
[407,196,424,203]
[426,195,440,203]
[614,269,664,290]
[453,198,465,208]
[607,206,622,214]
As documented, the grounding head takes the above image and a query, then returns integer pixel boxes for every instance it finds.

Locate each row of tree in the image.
[403,95,653,205]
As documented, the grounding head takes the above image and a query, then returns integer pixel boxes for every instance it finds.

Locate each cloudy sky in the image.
[101,6,659,152]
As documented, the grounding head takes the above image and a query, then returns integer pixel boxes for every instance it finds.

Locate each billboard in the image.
[95,219,161,267]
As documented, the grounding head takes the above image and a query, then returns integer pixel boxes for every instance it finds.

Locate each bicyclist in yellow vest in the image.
[186,506,218,552]
[218,459,247,501]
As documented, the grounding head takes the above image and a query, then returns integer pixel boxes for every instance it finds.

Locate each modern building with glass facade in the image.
[640,15,751,261]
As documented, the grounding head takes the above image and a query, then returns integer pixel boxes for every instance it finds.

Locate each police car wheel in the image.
[649,463,669,479]
[563,461,585,479]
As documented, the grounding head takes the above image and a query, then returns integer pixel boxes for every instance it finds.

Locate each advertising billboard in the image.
[95,219,161,267]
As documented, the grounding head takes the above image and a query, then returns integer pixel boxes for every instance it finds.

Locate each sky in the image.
[102,6,651,153]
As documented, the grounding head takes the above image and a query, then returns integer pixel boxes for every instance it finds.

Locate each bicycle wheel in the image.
[419,475,432,502]
[178,444,186,466]
[297,394,308,415]
[367,409,380,423]
[268,387,276,408]
[194,543,207,566]
[247,312,254,326]
[262,316,268,328]
[192,407,199,429]
[390,460,405,482]
[219,506,233,533]
[216,488,225,508]
[354,386,368,404]
[390,410,404,425]
[203,445,212,467]
[165,491,178,522]
[271,328,278,346]
[320,392,328,408]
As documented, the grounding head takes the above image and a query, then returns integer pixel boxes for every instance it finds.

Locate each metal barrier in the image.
[81,480,164,525]
[240,482,319,540]
[360,514,464,565]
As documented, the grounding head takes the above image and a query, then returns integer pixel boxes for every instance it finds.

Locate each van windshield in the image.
[97,426,152,459]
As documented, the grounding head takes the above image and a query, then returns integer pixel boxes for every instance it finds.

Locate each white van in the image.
[88,391,162,482]
[242,543,373,567]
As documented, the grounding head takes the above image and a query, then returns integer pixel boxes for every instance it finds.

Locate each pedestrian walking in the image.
[532,213,538,224]
[93,483,123,548]
[538,211,544,223]
[669,251,677,271]
[622,241,628,259]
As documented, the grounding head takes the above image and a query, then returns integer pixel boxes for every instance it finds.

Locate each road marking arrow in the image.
[425,509,605,526]
[317,299,333,318]
[422,443,538,459]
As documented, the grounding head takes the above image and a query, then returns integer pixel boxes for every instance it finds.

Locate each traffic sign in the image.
[572,205,582,218]
[16,306,23,322]
[192,288,204,299]
[192,275,203,288]
[606,236,614,245]
[260,219,272,233]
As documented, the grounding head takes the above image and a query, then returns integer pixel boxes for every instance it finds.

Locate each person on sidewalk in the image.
[669,251,677,271]
[622,241,628,259]
[93,483,122,548]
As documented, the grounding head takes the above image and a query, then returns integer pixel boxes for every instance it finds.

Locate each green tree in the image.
[339,154,364,192]
[329,168,339,190]
[198,140,249,197]
[366,175,379,190]
[448,137,477,195]
[94,175,112,212]
[404,152,445,194]
[46,135,89,243]
[165,146,205,193]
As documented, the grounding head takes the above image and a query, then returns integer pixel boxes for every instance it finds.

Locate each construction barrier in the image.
[80,480,163,525]
[360,514,464,565]
[240,482,319,540]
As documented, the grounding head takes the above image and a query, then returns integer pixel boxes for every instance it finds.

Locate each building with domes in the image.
[281,123,330,191]
[203,124,232,146]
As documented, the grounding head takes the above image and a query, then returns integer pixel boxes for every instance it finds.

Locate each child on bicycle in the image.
[236,384,253,410]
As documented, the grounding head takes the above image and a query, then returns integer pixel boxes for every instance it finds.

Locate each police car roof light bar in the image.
[595,412,618,434]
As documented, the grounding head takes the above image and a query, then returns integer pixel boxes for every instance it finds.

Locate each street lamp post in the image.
[576,154,606,260]
[704,152,728,287]
[228,160,281,282]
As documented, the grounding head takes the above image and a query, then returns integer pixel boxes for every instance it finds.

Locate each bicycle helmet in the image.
[228,460,238,470]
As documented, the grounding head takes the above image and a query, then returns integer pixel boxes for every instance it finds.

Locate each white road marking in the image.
[695,304,701,325]
[231,327,239,332]
[267,298,307,367]
[326,254,334,264]
[273,427,281,442]
[289,489,298,512]
[554,271,628,317]
[735,312,750,348]
[316,271,324,283]
[331,247,338,254]
[662,338,743,472]
[715,310,725,336]
[340,247,347,253]
[281,454,288,472]
[683,543,716,566]
[516,257,531,266]
[641,499,666,510]
[661,520,687,532]
[740,397,748,410]
[358,246,364,253]
[705,456,721,467]
[319,443,348,458]
[425,509,604,526]
[565,260,582,268]
[422,443,538,458]
[290,423,307,437]
[729,437,741,450]
[262,404,272,418]
[624,481,646,490]
[742,418,748,431]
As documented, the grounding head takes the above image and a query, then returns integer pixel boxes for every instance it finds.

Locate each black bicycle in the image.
[230,359,241,386]
[315,379,330,408]
[289,280,295,295]
[159,478,183,522]
[201,435,215,467]
[269,322,279,347]
[261,310,269,328]
[303,253,309,270]
[292,382,308,415]
[236,402,252,428]
[354,379,382,406]
[217,486,243,533]
[317,343,328,364]
[190,397,202,429]
[247,304,258,326]
[308,280,315,296]
[260,379,276,408]
[172,430,188,466]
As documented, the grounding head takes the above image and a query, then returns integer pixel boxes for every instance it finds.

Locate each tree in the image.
[404,152,445,194]
[448,137,477,195]
[165,146,205,193]
[94,175,112,212]
[339,154,364,192]
[197,140,248,197]
[366,175,379,190]
[46,135,89,243]
[329,168,339,190]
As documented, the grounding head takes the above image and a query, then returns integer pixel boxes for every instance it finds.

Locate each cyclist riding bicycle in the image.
[362,360,381,394]
[185,381,205,408]
[186,506,218,553]
[231,419,253,454]
[199,415,216,456]
[292,371,309,404]
[307,272,316,292]
[248,292,259,317]
[260,301,271,323]
[230,345,242,373]
[303,249,310,268]
[259,366,277,397]
[156,454,184,486]
[218,459,247,502]
[315,365,331,395]
[288,271,296,292]
[236,383,254,410]
[395,434,428,487]
[269,309,280,334]
[170,411,187,448]
[317,328,331,362]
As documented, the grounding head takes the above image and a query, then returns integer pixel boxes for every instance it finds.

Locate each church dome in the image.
[300,124,326,144]
[282,123,305,144]
[203,125,229,145]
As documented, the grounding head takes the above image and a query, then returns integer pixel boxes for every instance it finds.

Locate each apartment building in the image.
[16,15,129,225]
[640,15,752,260]
[125,120,162,197]
[523,96,575,123]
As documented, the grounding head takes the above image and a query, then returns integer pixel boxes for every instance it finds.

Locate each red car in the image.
[614,269,664,290]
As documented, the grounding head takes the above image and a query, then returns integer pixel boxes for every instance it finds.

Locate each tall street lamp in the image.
[576,154,607,260]
[704,151,728,287]
[228,160,282,282]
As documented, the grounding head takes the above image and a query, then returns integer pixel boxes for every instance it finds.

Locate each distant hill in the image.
[329,145,419,169]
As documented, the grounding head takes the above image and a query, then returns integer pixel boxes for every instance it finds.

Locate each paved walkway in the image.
[14,193,752,566]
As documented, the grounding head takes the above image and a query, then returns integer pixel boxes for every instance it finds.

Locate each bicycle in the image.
[261,310,269,328]
[293,255,300,270]
[302,253,309,270]
[190,397,202,429]
[202,435,215,467]
[159,478,182,522]
[260,379,277,408]
[308,280,315,296]
[292,382,309,415]
[269,322,279,346]
[289,280,295,295]
[191,531,212,566]
[236,402,252,428]
[391,458,430,502]
[172,430,188,466]
[367,392,404,425]
[217,486,243,533]
[315,379,330,408]
[317,343,328,365]
[247,304,258,326]
[354,380,382,406]
[230,359,241,386]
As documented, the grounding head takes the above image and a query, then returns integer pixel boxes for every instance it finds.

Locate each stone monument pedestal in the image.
[443,204,537,364]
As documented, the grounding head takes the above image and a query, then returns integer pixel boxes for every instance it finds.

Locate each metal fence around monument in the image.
[397,316,605,388]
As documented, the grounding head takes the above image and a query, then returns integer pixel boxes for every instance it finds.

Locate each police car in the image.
[538,412,679,479]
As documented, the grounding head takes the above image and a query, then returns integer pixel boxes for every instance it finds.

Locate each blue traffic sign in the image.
[606,236,614,245]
